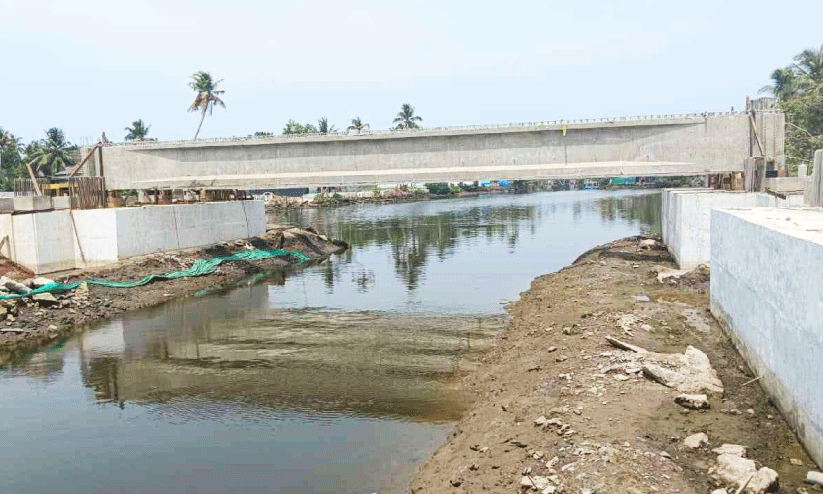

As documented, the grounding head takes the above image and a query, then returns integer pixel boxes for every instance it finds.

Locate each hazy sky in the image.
[2,0,822,144]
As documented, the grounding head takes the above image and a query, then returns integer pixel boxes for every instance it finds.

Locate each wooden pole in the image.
[69,143,101,178]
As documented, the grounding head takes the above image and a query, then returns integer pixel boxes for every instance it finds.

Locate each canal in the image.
[0,189,660,494]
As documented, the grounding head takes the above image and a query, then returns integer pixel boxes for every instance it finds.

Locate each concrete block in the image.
[52,196,71,210]
[710,207,823,467]
[13,196,52,211]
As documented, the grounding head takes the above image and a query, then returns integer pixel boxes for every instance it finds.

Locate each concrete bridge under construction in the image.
[86,108,785,190]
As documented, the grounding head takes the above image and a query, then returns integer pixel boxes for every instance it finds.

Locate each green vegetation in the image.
[188,71,226,140]
[282,120,319,135]
[124,119,151,141]
[317,118,336,134]
[760,44,823,168]
[347,117,369,134]
[393,103,422,130]
[25,128,79,177]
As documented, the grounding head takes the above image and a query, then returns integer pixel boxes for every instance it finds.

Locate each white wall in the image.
[0,201,266,274]
[662,189,804,269]
[710,207,823,467]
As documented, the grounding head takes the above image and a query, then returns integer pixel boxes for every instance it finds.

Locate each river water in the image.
[0,190,660,494]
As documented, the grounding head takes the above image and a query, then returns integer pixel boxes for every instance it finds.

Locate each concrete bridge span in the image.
[88,109,784,190]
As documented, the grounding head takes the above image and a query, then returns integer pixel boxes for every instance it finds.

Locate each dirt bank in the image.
[410,237,818,494]
[0,225,346,361]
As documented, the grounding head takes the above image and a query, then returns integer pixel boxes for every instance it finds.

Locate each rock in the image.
[639,239,657,249]
[711,490,728,494]
[547,346,557,353]
[32,293,59,307]
[711,453,757,487]
[31,277,55,288]
[520,475,554,492]
[807,471,823,486]
[534,416,549,427]
[713,444,747,457]
[0,276,30,295]
[634,295,651,303]
[747,467,778,494]
[683,432,709,449]
[675,394,710,410]
[790,458,803,466]
[75,282,90,298]
[642,346,724,395]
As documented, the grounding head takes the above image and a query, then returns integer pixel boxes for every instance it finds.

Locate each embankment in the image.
[410,237,816,493]
[0,226,346,361]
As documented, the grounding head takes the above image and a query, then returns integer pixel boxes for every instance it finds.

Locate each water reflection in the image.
[269,190,661,313]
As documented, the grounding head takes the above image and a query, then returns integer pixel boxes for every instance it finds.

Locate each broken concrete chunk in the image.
[675,394,710,410]
[32,293,59,307]
[712,444,747,457]
[747,467,778,494]
[806,471,823,486]
[0,276,30,295]
[711,453,757,487]
[534,416,549,427]
[683,432,709,449]
[520,475,554,492]
[642,346,724,395]
[31,277,55,288]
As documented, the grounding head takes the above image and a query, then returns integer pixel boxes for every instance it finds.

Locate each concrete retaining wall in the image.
[662,189,804,269]
[710,208,823,467]
[0,201,265,274]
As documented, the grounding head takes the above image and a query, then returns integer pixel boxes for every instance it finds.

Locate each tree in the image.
[124,119,151,141]
[793,44,823,84]
[0,128,17,169]
[393,103,422,130]
[347,117,369,134]
[25,128,78,177]
[317,117,337,134]
[282,120,318,135]
[188,71,226,139]
[760,67,807,101]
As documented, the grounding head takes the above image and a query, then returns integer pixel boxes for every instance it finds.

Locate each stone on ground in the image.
[31,277,55,288]
[675,393,710,410]
[747,467,778,494]
[712,444,747,457]
[683,432,709,449]
[711,453,757,487]
[642,346,724,395]
[32,292,59,307]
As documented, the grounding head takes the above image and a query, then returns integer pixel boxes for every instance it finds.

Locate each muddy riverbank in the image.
[410,236,818,494]
[0,226,346,361]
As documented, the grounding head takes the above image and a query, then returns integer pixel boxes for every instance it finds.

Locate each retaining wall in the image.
[0,201,265,274]
[710,207,823,467]
[662,189,803,269]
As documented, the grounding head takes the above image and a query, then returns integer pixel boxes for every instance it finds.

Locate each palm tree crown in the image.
[393,104,422,130]
[26,128,78,177]
[124,119,151,141]
[188,71,226,139]
[794,44,823,83]
[347,117,370,134]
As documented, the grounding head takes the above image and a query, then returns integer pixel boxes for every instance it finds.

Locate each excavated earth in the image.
[0,225,346,362]
[409,237,819,494]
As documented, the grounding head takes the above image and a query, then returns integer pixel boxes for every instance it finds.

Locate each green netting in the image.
[0,249,311,301]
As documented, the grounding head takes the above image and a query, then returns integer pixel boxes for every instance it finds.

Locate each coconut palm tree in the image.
[393,104,422,130]
[124,119,151,141]
[794,44,823,84]
[188,71,226,139]
[25,128,78,177]
[0,128,18,170]
[760,67,807,100]
[317,117,337,134]
[347,117,369,134]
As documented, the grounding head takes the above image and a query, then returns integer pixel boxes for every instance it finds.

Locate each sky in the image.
[2,0,822,145]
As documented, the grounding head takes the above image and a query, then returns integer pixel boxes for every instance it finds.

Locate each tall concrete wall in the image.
[710,208,823,467]
[662,189,804,269]
[0,201,266,274]
[90,112,784,190]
